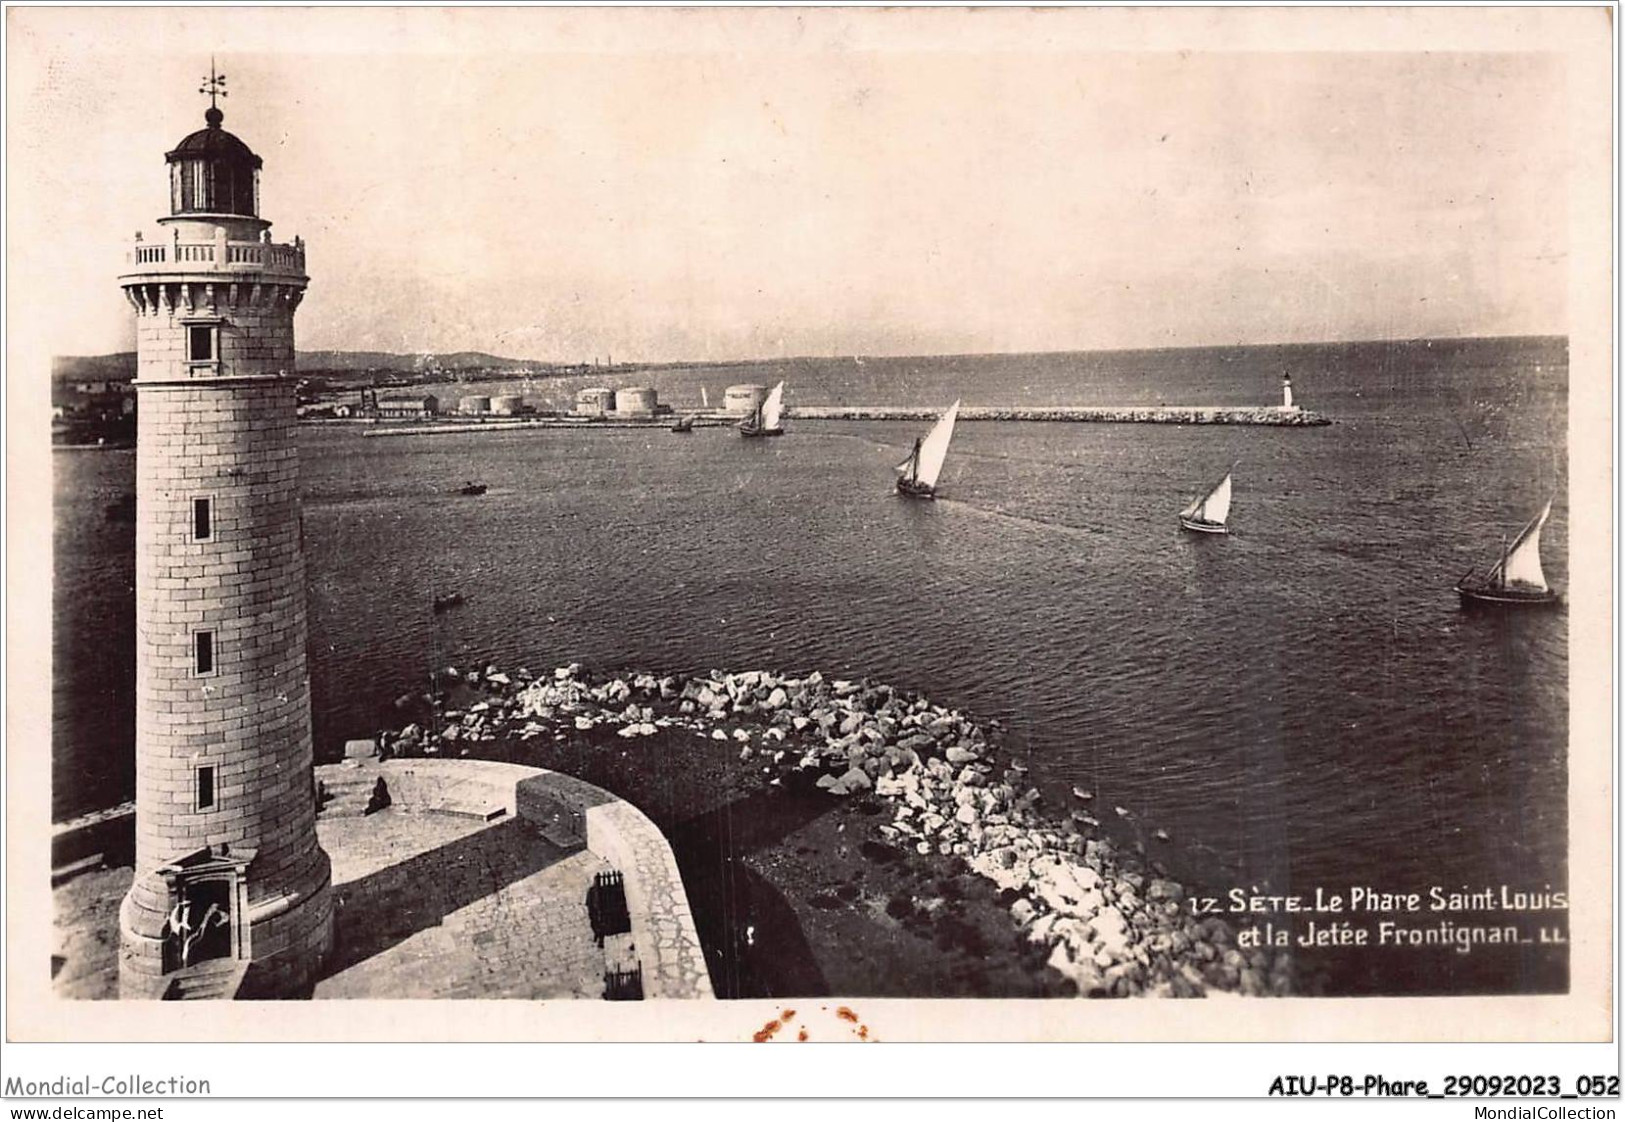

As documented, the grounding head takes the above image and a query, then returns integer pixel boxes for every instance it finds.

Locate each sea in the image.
[53,336,1570,995]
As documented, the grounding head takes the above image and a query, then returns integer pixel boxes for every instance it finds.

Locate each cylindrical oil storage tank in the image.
[575,387,614,416]
[614,386,658,417]
[491,394,525,415]
[724,383,768,415]
[458,394,491,416]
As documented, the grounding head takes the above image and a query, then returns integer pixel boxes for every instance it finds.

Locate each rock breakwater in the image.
[343,405,1330,435]
[790,404,1331,426]
[376,662,1293,998]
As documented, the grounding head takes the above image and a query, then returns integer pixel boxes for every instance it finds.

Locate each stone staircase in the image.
[317,764,385,817]
[161,959,247,1001]
[318,761,508,822]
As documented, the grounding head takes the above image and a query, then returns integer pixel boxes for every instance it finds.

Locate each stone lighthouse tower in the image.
[117,69,333,999]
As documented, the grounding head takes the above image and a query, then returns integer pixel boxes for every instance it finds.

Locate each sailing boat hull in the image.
[738,424,784,438]
[1178,515,1228,534]
[1454,579,1561,607]
[896,478,936,500]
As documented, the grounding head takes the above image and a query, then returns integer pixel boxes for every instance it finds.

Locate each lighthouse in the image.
[116,67,333,999]
[1281,373,1297,411]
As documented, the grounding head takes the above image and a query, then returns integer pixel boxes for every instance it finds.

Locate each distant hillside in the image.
[53,349,543,382]
[53,353,137,382]
[294,350,541,373]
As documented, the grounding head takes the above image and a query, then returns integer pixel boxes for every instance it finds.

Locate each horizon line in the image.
[56,331,1567,370]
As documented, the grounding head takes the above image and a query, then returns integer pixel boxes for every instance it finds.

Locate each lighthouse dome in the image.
[164,107,262,218]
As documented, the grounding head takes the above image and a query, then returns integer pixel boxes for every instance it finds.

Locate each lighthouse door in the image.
[161,876,235,972]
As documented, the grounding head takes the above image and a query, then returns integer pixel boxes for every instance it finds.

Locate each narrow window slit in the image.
[195,765,216,811]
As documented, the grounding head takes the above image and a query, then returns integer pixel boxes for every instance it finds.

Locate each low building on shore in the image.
[459,394,492,416]
[376,394,439,419]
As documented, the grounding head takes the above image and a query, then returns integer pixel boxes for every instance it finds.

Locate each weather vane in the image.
[199,57,227,110]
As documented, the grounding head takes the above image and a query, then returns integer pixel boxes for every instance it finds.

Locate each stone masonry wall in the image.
[122,373,332,995]
[236,866,336,998]
[130,286,299,382]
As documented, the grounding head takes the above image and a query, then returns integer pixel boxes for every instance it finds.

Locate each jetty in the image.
[357,417,737,437]
[789,404,1330,426]
[352,403,1328,437]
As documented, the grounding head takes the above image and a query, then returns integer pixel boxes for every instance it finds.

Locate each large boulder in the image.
[838,764,877,790]
[825,766,872,795]
[969,847,1030,893]
[1087,906,1132,958]
[897,733,935,755]
[1031,861,1105,920]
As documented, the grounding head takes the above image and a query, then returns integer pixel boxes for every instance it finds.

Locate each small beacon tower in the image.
[117,68,333,998]
[1281,373,1296,411]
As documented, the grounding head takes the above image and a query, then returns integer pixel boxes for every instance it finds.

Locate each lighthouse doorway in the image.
[156,845,254,973]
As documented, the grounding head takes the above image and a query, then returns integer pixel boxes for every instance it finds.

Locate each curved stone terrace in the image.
[313,757,712,1000]
[50,757,713,1001]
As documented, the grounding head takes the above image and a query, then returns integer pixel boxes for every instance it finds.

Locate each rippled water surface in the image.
[54,337,1569,993]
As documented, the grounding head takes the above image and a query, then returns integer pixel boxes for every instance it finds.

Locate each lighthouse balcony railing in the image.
[125,240,305,275]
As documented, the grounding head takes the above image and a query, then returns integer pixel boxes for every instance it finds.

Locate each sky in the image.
[8,7,1592,365]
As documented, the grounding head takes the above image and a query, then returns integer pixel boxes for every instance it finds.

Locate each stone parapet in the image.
[577,796,710,999]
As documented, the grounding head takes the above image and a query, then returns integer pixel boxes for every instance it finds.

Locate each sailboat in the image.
[896,400,961,499]
[670,415,695,433]
[1178,463,1235,534]
[1455,498,1561,606]
[739,381,785,438]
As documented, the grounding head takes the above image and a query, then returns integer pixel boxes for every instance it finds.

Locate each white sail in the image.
[1186,471,1233,525]
[1497,500,1552,590]
[760,382,785,430]
[701,386,710,408]
[912,400,960,488]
